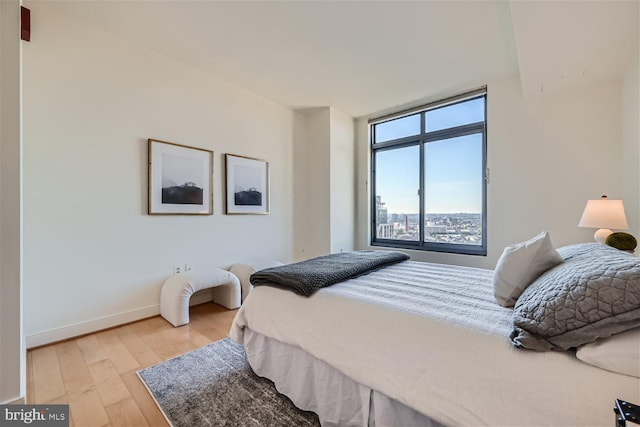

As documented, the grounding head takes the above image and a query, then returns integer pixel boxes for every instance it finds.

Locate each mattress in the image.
[231,260,640,426]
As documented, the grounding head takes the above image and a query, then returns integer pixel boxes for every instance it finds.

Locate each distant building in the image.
[376,195,388,225]
[425,220,448,234]
[377,223,394,239]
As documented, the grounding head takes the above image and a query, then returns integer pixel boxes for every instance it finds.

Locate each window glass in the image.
[425,97,484,132]
[370,91,486,255]
[374,145,420,241]
[374,114,420,143]
[424,134,483,246]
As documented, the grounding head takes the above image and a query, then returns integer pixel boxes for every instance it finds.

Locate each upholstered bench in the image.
[160,268,241,327]
[229,260,283,302]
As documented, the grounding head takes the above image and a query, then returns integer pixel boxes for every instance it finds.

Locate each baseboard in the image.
[25,305,161,349]
[25,289,219,349]
[2,397,25,405]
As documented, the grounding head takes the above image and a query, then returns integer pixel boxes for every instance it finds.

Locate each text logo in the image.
[1,405,68,426]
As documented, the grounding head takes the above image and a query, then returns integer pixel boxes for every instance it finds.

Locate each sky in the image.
[162,153,202,188]
[234,165,263,193]
[375,97,484,214]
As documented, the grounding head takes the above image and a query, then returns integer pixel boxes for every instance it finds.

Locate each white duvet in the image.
[231,261,640,426]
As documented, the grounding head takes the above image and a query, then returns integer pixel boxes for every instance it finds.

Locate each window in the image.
[370,89,487,255]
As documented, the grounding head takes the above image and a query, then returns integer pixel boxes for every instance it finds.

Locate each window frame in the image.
[370,91,488,256]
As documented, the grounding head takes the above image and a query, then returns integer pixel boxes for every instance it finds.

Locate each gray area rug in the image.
[138,338,320,427]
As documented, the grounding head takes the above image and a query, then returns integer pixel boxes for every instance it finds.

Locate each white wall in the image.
[293,107,355,260]
[22,2,294,346]
[622,32,639,240]
[329,108,355,254]
[0,0,25,403]
[356,77,624,269]
[293,108,331,260]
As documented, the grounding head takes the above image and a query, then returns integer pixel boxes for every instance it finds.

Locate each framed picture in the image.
[225,154,270,215]
[148,139,213,215]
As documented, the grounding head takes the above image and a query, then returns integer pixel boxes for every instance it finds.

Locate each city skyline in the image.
[375,207,483,245]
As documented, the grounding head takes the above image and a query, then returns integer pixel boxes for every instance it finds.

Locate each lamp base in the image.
[594,228,613,243]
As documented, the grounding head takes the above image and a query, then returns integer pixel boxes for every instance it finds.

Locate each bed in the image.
[230,245,640,426]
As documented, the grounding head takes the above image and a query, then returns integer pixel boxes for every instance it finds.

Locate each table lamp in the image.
[578,195,629,243]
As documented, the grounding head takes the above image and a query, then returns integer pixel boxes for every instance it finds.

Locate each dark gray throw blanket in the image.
[250,250,410,296]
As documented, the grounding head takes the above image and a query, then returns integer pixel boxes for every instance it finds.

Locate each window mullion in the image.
[424,122,484,142]
[419,138,425,245]
[419,112,426,245]
[370,150,376,244]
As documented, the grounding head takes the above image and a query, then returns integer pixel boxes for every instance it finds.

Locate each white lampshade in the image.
[578,195,628,243]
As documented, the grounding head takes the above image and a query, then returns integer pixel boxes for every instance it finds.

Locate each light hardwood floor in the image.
[27,303,238,427]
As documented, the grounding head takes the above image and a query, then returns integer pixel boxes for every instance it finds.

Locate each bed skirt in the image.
[243,328,443,427]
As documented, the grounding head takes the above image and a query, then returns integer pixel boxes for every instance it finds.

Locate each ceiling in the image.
[45,0,638,118]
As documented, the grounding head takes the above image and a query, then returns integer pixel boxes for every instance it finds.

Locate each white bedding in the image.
[243,327,442,427]
[230,260,640,426]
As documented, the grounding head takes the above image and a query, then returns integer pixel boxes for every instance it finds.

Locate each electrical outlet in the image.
[173,264,182,275]
[184,263,193,273]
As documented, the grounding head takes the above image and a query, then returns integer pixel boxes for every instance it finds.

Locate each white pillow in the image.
[493,231,563,307]
[576,328,640,378]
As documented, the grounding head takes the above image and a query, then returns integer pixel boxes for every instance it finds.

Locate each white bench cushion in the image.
[160,268,241,327]
[229,260,284,302]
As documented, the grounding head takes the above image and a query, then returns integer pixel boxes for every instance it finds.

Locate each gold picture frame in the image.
[224,153,270,215]
[148,139,213,215]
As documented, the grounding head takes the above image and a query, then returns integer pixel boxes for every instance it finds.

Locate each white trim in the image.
[25,289,220,348]
[25,305,161,348]
[2,396,25,405]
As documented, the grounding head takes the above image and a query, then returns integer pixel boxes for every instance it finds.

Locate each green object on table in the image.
[605,232,638,251]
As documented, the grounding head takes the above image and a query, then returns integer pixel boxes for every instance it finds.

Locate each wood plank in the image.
[190,302,222,315]
[76,334,108,366]
[211,306,239,321]
[190,304,236,339]
[41,395,73,427]
[121,371,169,427]
[129,320,182,361]
[158,327,198,359]
[104,397,149,427]
[87,359,131,407]
[67,387,110,427]
[172,323,213,348]
[188,316,228,343]
[143,315,174,332]
[26,350,34,404]
[95,330,140,374]
[43,394,69,404]
[31,345,66,403]
[55,341,93,395]
[114,325,162,368]
[27,305,237,426]
[195,302,237,320]
[198,303,238,323]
